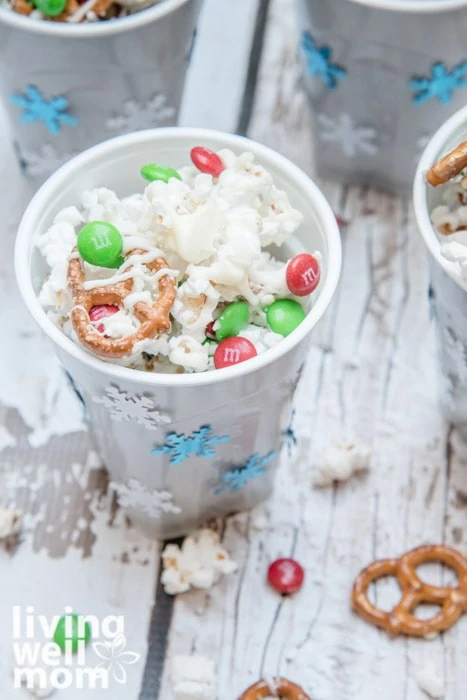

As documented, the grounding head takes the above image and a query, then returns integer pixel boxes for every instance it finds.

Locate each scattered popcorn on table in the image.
[161,528,238,595]
[312,442,371,487]
[414,665,444,699]
[171,654,216,700]
[37,147,322,374]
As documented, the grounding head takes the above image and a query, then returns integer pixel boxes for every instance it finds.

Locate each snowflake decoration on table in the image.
[317,113,378,158]
[300,31,346,89]
[21,143,75,178]
[92,386,171,430]
[152,425,230,465]
[282,409,297,459]
[410,61,467,105]
[214,452,276,494]
[9,85,77,134]
[111,478,181,519]
[106,93,175,133]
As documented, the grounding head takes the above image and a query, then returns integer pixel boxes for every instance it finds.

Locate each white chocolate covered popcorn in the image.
[171,655,217,700]
[161,528,238,595]
[38,148,322,373]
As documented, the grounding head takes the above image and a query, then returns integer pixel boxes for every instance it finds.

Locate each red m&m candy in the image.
[89,305,119,333]
[191,146,225,178]
[214,337,257,369]
[267,558,304,595]
[286,253,321,296]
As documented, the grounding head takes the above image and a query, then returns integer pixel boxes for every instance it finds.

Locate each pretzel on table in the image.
[238,677,311,700]
[68,248,176,359]
[352,544,467,637]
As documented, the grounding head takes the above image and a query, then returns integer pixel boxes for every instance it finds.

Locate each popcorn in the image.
[161,528,238,595]
[38,148,316,373]
[168,336,210,373]
[312,442,371,486]
[171,655,216,700]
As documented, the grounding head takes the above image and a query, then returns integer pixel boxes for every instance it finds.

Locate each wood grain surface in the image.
[1,0,466,698]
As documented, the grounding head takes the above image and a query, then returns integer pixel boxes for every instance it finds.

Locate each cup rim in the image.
[15,127,342,388]
[413,104,467,292]
[0,0,191,37]
[347,0,467,12]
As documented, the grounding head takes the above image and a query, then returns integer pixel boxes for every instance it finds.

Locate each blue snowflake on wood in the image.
[214,452,276,494]
[300,31,346,90]
[410,61,467,105]
[152,425,230,465]
[282,409,297,458]
[9,85,77,134]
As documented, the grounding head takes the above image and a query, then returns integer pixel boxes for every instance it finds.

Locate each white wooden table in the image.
[1,0,466,698]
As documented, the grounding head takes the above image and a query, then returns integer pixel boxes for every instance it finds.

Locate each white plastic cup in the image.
[297,0,467,194]
[15,128,342,538]
[414,105,467,428]
[0,0,201,182]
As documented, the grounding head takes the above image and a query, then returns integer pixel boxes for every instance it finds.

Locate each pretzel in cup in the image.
[238,677,311,700]
[352,544,467,637]
[426,140,467,187]
[68,249,176,359]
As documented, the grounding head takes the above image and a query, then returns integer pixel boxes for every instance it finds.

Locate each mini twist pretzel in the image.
[352,545,467,637]
[68,248,176,359]
[426,140,467,187]
[238,678,311,700]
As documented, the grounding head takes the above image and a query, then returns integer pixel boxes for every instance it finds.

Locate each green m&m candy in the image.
[266,299,306,337]
[33,0,66,16]
[53,614,91,653]
[140,164,182,183]
[215,301,249,341]
[77,221,124,269]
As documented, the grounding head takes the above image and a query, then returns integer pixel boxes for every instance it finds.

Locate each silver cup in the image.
[297,0,467,195]
[414,104,467,429]
[0,0,202,182]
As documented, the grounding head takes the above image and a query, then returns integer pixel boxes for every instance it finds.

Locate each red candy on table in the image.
[190,146,225,177]
[89,304,119,333]
[286,253,321,296]
[267,558,305,594]
[214,337,257,369]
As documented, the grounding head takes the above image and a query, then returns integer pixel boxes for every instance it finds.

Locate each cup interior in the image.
[16,128,341,386]
[414,105,467,292]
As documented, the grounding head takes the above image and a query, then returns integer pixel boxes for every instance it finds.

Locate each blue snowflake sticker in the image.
[9,85,77,134]
[300,31,346,90]
[410,61,467,105]
[282,409,297,459]
[214,452,276,494]
[152,425,230,465]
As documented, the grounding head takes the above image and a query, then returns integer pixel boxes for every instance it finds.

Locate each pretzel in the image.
[426,140,467,187]
[11,0,33,15]
[238,678,311,700]
[68,249,176,359]
[352,545,467,637]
